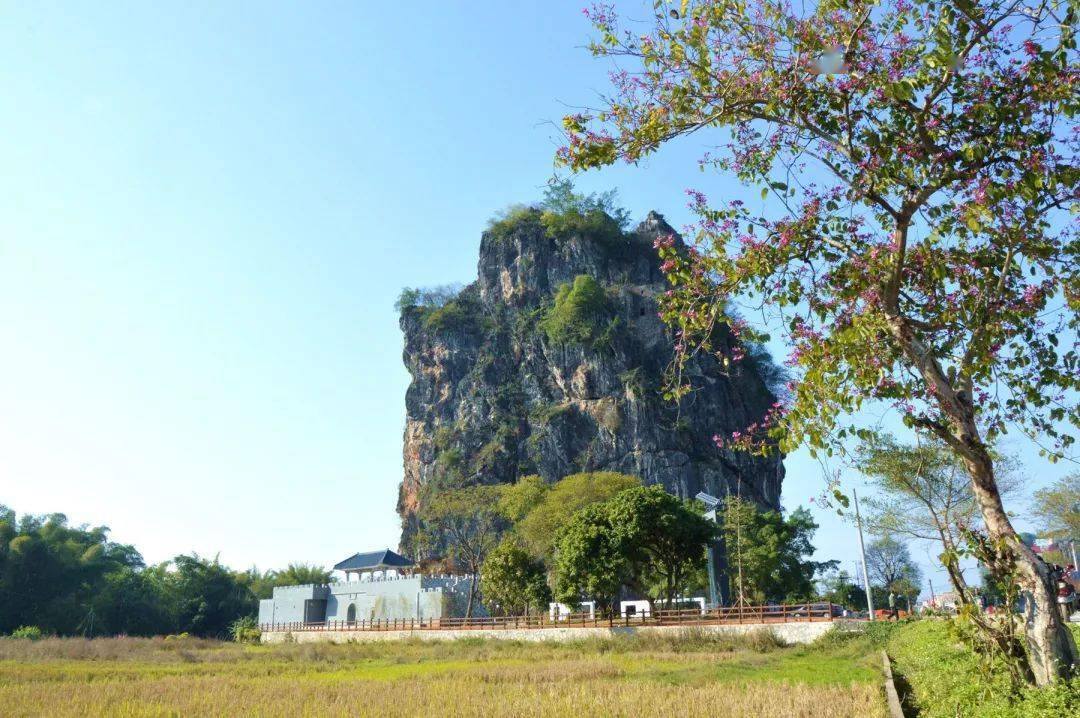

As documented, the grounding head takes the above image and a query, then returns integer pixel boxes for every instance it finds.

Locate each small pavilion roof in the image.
[333,549,415,572]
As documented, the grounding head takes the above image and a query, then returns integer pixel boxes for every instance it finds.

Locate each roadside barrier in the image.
[260,602,841,633]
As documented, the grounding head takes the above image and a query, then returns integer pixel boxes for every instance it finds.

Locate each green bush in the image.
[435,447,465,479]
[10,625,42,640]
[473,437,508,473]
[538,180,629,246]
[861,618,906,647]
[486,204,542,242]
[539,275,610,346]
[422,300,469,333]
[540,208,624,245]
[887,619,1080,718]
[485,180,631,247]
[395,284,463,315]
[530,402,573,426]
[229,616,261,644]
[432,424,461,451]
[420,295,493,335]
[619,368,647,399]
[486,203,624,246]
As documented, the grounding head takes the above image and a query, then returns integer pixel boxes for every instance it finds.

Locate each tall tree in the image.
[497,474,549,523]
[561,0,1078,683]
[865,535,924,601]
[87,564,176,636]
[722,497,834,604]
[552,503,630,616]
[243,563,333,600]
[605,485,716,605]
[480,539,551,616]
[424,485,505,617]
[170,555,258,638]
[0,504,328,638]
[552,485,716,613]
[858,434,1006,604]
[513,471,640,560]
[0,508,145,635]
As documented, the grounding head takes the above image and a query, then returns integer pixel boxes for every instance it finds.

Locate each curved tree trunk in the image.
[884,308,1079,684]
[965,449,1078,685]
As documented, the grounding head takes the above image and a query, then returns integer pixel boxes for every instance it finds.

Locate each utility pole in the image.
[928,578,936,607]
[853,489,875,620]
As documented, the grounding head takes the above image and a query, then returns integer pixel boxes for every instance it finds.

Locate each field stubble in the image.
[0,629,886,717]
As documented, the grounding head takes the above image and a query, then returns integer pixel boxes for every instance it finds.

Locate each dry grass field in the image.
[0,629,886,717]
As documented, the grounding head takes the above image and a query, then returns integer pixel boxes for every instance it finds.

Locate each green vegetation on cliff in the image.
[539,274,611,346]
[485,179,630,246]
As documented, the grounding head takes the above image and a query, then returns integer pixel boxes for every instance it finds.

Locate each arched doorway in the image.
[346,604,357,624]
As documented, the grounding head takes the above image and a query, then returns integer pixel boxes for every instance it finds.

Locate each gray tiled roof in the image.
[333,549,415,571]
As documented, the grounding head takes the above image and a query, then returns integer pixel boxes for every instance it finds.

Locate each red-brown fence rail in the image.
[260,603,842,634]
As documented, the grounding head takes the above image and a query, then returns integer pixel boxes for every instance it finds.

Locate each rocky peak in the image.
[397,209,784,558]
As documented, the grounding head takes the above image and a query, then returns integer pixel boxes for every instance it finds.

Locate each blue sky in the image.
[0,2,1068,597]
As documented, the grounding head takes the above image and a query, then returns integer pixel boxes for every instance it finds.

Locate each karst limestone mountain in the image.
[397,207,785,557]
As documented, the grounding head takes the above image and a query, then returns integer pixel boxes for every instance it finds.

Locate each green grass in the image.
[887,619,1080,718]
[0,630,887,717]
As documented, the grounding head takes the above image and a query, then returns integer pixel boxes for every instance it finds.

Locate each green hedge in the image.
[887,619,1080,718]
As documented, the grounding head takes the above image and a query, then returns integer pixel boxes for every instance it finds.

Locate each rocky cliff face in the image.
[397,209,784,557]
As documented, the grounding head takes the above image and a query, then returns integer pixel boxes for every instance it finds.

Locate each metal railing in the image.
[260,602,840,634]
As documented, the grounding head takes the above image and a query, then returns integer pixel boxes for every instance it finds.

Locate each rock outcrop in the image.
[397,209,784,557]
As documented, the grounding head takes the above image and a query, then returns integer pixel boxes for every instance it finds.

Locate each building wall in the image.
[258,585,330,625]
[260,575,484,625]
[328,576,429,622]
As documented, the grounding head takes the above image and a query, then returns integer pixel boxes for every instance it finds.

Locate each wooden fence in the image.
[260,602,841,634]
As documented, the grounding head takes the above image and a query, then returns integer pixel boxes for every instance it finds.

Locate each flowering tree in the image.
[559,0,1078,683]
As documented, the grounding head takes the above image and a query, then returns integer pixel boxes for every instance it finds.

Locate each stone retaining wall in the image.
[261,620,835,645]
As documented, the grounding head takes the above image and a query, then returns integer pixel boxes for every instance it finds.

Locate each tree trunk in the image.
[884,309,1078,683]
[965,450,1079,685]
[465,574,476,618]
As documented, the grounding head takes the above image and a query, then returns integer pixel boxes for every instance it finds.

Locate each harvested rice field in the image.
[0,629,886,717]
